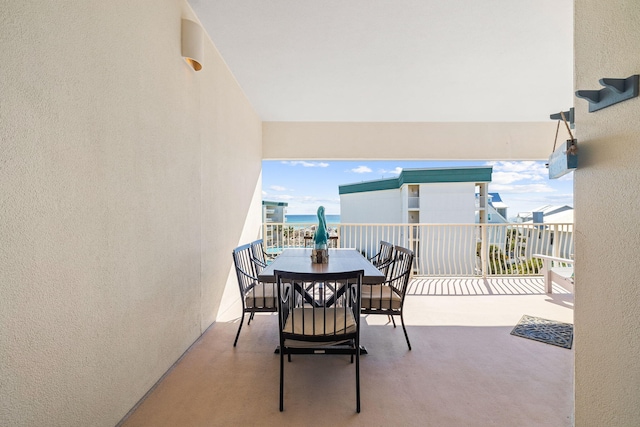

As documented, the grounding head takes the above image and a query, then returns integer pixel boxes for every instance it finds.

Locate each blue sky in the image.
[262,160,573,220]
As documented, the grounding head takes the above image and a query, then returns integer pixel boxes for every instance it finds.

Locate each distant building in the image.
[487,193,508,222]
[262,201,287,249]
[475,192,509,223]
[516,205,574,259]
[262,200,287,223]
[339,167,493,224]
[515,204,573,223]
[339,167,493,274]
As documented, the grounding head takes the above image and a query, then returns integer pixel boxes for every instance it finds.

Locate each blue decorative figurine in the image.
[314,205,329,250]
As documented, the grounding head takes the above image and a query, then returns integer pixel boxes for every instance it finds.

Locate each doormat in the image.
[510,315,573,349]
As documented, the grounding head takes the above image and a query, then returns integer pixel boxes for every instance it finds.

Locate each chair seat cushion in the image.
[245,282,277,309]
[283,307,356,336]
[361,285,402,310]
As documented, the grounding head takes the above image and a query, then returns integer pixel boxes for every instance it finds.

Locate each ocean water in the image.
[286,214,340,224]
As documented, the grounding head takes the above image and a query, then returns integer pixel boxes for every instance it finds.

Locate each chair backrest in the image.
[232,243,274,309]
[373,241,395,274]
[385,245,414,298]
[377,241,394,263]
[250,239,267,272]
[275,270,363,345]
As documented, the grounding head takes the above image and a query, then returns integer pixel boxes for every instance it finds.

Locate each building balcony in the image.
[119,222,575,425]
[408,196,420,209]
[121,275,573,426]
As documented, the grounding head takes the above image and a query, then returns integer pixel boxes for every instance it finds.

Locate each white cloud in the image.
[282,195,341,215]
[490,183,555,193]
[488,161,548,184]
[491,172,525,185]
[281,161,329,168]
[557,172,575,181]
[351,166,372,173]
[270,185,287,191]
[489,161,545,173]
[378,167,402,175]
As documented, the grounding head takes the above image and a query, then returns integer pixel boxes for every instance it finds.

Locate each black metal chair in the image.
[361,245,415,350]
[275,269,363,413]
[249,239,274,272]
[368,240,395,275]
[231,243,278,347]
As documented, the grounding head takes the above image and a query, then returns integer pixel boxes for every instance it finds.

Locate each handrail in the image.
[263,222,574,277]
[533,253,574,293]
[533,254,574,265]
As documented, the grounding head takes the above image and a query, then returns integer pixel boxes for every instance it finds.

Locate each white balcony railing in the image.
[261,222,574,277]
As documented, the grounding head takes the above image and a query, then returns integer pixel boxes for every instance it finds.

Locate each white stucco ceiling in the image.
[189,0,573,122]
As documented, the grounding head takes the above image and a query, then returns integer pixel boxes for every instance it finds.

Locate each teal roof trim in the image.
[262,200,289,206]
[338,177,398,195]
[339,167,492,195]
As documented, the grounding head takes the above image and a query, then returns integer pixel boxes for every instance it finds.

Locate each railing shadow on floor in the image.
[407,276,573,296]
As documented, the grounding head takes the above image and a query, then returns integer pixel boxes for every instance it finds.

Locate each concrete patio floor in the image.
[120,277,574,427]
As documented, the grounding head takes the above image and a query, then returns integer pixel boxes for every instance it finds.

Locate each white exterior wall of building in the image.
[418,182,477,223]
[340,189,402,223]
[342,182,479,225]
[340,180,482,273]
[414,182,478,274]
[401,186,410,222]
[340,189,402,257]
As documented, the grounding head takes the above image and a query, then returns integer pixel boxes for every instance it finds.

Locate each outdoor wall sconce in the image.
[575,75,639,112]
[181,19,204,71]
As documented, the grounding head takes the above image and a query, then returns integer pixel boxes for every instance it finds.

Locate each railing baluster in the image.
[260,222,573,277]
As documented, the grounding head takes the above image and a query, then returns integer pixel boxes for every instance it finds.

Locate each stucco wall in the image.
[574,1,640,425]
[263,121,559,160]
[0,2,262,426]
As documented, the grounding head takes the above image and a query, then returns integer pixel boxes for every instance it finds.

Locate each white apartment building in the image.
[262,200,287,223]
[262,201,288,249]
[339,167,493,274]
[339,167,493,224]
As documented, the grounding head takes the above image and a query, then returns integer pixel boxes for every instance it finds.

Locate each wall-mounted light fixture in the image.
[181,19,204,71]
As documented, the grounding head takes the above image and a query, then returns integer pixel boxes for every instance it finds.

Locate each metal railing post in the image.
[481,224,488,278]
[552,224,559,259]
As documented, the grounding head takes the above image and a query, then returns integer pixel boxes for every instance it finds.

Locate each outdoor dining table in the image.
[258,248,385,283]
[258,248,385,354]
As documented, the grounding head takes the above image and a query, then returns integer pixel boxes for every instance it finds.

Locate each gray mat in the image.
[511,315,573,349]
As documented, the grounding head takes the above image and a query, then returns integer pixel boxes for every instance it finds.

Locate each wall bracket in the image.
[550,108,574,129]
[575,74,639,112]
